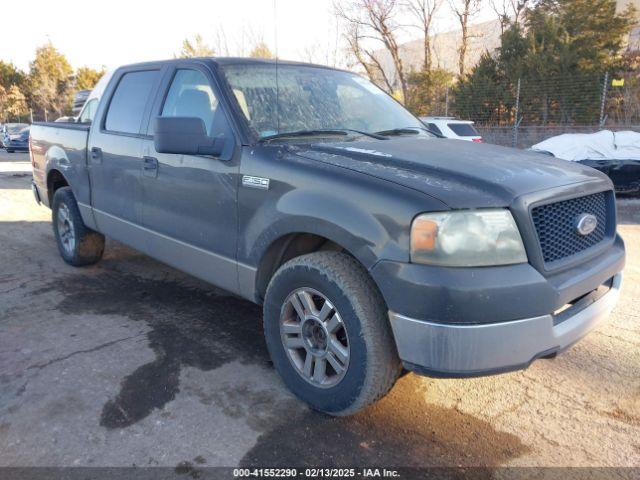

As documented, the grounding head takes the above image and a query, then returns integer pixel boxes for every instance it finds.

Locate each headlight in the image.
[410,209,527,267]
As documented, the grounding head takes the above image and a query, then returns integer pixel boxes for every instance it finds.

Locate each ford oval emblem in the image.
[576,213,598,236]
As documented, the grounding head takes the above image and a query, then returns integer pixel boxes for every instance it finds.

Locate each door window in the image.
[105,70,159,134]
[160,69,220,136]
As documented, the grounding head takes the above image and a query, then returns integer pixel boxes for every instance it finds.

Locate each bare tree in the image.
[212,26,231,56]
[344,23,395,93]
[302,14,344,68]
[335,0,408,102]
[490,0,530,33]
[403,0,442,71]
[234,26,268,57]
[301,44,323,64]
[449,0,481,77]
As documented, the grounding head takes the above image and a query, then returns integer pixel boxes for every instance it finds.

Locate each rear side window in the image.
[427,123,442,135]
[448,123,479,137]
[105,70,159,134]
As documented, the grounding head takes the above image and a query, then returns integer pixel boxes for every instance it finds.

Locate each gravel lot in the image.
[0,149,639,470]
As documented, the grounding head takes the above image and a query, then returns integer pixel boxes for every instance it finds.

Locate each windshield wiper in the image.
[375,126,444,138]
[259,128,386,142]
[375,128,420,136]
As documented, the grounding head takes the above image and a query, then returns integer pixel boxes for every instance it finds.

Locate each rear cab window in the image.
[447,123,479,137]
[78,99,98,124]
[105,70,160,134]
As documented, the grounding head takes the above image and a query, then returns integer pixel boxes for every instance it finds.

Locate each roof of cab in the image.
[116,56,347,73]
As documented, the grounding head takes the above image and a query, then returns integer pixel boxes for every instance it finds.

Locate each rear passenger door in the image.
[88,67,162,240]
[139,64,240,293]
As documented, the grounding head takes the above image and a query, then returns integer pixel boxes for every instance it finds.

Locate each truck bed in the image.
[30,122,91,207]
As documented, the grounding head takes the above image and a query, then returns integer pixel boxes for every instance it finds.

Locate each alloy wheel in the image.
[57,203,76,256]
[280,287,350,388]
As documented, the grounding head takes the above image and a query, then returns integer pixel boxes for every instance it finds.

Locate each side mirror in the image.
[154,116,223,156]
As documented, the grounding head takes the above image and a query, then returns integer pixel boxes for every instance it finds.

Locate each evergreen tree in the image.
[452,0,636,125]
[177,35,215,58]
[75,66,106,91]
[406,68,454,116]
[28,42,74,118]
[5,85,28,120]
[249,42,275,59]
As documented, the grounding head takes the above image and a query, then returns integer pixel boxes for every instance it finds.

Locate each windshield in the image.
[6,123,28,134]
[220,64,426,139]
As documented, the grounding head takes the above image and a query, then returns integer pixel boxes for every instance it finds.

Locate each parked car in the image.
[72,89,91,115]
[532,130,640,195]
[50,72,113,125]
[30,58,624,415]
[2,123,30,152]
[420,116,482,142]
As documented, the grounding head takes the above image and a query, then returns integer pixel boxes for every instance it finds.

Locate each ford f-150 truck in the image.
[29,58,625,415]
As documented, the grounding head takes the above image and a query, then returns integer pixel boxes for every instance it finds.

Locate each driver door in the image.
[139,64,240,293]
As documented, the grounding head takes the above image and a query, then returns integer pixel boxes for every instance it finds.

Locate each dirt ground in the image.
[0,150,638,470]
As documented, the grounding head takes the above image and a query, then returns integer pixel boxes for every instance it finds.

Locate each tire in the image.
[52,187,105,266]
[6,149,13,153]
[263,251,401,415]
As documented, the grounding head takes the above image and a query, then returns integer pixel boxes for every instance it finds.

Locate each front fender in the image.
[236,145,449,301]
[242,180,430,271]
[253,190,391,269]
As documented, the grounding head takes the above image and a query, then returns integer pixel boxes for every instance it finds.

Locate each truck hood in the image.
[292,137,610,208]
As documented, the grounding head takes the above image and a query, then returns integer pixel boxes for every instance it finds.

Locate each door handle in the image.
[142,156,159,177]
[90,147,102,163]
[142,156,158,169]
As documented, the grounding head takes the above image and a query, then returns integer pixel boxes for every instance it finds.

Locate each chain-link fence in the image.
[5,73,640,149]
[428,72,640,148]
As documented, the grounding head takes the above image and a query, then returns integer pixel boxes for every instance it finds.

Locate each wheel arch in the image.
[46,168,69,205]
[254,231,368,304]
[244,186,408,304]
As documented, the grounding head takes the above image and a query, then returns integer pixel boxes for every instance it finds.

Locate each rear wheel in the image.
[263,251,401,415]
[52,187,105,266]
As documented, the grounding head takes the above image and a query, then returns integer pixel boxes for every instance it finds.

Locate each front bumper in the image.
[390,273,622,377]
[371,235,625,324]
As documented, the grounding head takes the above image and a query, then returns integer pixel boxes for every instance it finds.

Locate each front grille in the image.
[532,192,609,263]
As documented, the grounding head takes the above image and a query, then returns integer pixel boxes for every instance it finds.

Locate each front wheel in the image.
[52,187,105,266]
[263,252,401,415]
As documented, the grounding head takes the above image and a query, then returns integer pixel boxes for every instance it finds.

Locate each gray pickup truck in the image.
[30,58,625,415]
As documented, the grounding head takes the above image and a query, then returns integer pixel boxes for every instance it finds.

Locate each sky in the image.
[2,0,497,72]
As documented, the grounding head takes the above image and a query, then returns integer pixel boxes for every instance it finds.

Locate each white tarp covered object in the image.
[531,130,640,162]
